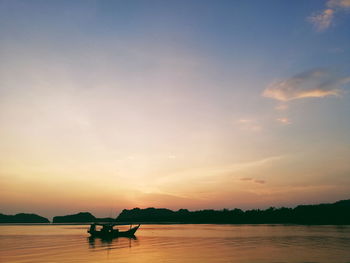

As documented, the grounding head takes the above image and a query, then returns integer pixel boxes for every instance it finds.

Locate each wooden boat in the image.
[88,223,140,238]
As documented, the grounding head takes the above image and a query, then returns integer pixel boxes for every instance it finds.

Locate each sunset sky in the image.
[1,0,350,218]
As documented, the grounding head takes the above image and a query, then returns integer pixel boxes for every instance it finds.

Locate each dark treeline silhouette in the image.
[52,212,115,223]
[116,199,350,225]
[2,199,350,224]
[0,213,49,223]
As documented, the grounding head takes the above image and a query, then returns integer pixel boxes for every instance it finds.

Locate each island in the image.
[52,212,115,223]
[0,213,49,223]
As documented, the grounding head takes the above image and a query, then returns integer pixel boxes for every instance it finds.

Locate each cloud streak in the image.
[240,177,252,181]
[254,179,266,184]
[263,69,350,102]
[240,177,266,184]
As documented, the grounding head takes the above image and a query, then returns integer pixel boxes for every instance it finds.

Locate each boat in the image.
[88,223,140,238]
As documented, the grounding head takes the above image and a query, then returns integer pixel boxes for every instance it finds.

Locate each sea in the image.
[1,224,350,263]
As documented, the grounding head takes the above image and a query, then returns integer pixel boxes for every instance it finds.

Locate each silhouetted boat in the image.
[88,223,140,238]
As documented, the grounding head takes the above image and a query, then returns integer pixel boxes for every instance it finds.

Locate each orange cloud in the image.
[263,69,349,101]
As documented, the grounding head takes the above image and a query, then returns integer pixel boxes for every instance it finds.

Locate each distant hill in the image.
[52,212,115,223]
[116,199,350,225]
[0,213,49,223]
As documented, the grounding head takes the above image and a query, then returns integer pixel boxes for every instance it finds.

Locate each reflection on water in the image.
[1,224,350,262]
[87,236,138,249]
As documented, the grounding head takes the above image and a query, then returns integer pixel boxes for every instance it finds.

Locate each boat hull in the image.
[88,225,140,239]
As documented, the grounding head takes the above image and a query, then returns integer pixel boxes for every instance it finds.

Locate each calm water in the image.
[1,224,350,263]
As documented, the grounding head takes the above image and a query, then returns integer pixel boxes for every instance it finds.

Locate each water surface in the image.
[1,224,350,262]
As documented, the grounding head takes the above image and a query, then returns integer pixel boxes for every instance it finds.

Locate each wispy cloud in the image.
[254,179,266,184]
[263,69,349,102]
[275,103,288,111]
[308,9,335,31]
[327,0,350,8]
[240,177,266,184]
[240,177,252,181]
[308,0,350,31]
[276,118,291,125]
[153,156,282,195]
[237,119,262,132]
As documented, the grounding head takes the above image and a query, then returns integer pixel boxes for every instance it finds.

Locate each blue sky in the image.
[0,0,350,217]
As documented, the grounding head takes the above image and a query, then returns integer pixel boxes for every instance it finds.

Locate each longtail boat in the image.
[88,223,140,238]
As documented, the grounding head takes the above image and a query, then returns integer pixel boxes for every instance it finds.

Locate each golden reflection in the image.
[1,224,350,262]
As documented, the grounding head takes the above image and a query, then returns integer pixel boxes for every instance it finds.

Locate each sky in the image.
[0,0,350,219]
